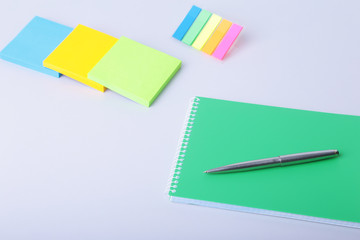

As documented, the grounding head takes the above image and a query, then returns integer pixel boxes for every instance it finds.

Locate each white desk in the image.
[0,0,359,239]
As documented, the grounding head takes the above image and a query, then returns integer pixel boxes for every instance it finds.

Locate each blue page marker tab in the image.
[173,5,202,41]
[0,16,73,77]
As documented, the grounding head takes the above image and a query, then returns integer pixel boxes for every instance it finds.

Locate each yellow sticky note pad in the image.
[192,14,222,50]
[43,24,117,92]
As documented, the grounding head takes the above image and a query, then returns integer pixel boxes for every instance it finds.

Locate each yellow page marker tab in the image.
[43,24,117,92]
[202,19,232,55]
[192,14,222,50]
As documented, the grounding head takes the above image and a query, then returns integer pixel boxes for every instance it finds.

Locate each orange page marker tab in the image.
[202,19,232,55]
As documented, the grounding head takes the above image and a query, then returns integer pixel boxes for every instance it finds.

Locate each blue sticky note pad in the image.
[0,16,73,77]
[173,5,202,41]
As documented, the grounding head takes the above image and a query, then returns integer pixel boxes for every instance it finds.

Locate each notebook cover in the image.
[43,24,117,92]
[88,37,181,107]
[0,16,73,77]
[168,97,360,228]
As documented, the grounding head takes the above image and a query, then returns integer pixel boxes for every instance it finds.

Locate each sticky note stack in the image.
[0,16,181,107]
[0,16,73,77]
[173,5,243,60]
[43,24,118,92]
[88,37,181,107]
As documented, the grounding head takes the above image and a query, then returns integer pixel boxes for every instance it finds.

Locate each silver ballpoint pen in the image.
[204,150,339,173]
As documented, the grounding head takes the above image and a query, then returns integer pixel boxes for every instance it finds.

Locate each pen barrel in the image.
[205,150,339,173]
[207,157,282,173]
[279,150,339,166]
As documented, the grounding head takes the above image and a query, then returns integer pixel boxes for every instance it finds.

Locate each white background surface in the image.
[1,0,359,239]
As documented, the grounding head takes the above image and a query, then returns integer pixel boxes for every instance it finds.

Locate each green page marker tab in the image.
[182,10,212,45]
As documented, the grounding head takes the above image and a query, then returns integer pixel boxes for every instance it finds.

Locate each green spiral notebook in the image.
[168,97,360,228]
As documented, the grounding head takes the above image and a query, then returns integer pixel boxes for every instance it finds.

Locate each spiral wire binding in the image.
[166,97,200,194]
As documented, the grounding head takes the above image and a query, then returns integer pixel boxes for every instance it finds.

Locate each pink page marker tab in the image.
[212,24,243,60]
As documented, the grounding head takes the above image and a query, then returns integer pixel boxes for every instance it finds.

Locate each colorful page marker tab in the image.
[182,10,212,45]
[212,24,243,60]
[88,37,181,107]
[0,16,73,77]
[192,14,222,50]
[43,24,117,92]
[202,19,232,55]
[173,6,202,41]
[173,6,243,60]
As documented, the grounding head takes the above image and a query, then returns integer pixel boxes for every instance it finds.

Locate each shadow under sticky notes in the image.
[88,37,181,107]
[43,24,117,92]
[0,16,73,77]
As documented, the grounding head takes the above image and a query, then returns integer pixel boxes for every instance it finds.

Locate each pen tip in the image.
[335,150,340,155]
[204,171,208,173]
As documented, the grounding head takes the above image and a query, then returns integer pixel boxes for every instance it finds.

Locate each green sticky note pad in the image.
[88,37,181,107]
[182,10,212,45]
